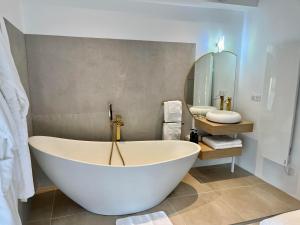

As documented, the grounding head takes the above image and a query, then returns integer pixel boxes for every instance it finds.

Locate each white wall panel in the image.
[259,43,300,166]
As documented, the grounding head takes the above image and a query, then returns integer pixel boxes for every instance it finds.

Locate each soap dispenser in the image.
[220,95,224,110]
[190,129,199,144]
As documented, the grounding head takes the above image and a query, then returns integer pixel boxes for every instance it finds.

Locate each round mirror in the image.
[184,51,237,118]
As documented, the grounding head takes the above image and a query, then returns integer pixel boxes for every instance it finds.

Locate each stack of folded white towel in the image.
[202,135,242,149]
[162,100,182,140]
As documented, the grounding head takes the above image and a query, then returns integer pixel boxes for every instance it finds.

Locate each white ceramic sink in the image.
[206,110,242,124]
[189,106,217,116]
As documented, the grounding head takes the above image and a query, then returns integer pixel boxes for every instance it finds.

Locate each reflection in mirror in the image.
[185,51,237,118]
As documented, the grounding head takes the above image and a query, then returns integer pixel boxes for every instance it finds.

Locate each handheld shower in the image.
[108,104,113,121]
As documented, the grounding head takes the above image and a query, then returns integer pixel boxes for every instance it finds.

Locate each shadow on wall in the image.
[236,134,258,175]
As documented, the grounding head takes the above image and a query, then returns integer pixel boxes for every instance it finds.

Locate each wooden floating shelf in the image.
[195,117,254,135]
[199,142,242,160]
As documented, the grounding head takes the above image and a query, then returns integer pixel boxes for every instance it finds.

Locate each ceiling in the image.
[24,0,259,11]
[131,0,259,7]
[24,0,258,23]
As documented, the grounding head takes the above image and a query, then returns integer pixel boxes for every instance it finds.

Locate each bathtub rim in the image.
[29,135,201,168]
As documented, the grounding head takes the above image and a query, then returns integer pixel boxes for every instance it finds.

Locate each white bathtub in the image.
[29,136,200,215]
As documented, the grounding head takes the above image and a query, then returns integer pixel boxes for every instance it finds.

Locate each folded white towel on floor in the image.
[164,101,182,123]
[260,210,300,225]
[202,135,242,149]
[116,211,173,225]
[163,122,181,140]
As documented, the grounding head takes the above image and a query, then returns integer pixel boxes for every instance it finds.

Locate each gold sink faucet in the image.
[225,97,232,111]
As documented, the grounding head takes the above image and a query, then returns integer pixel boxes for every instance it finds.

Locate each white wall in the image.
[0,0,23,30]
[237,0,300,199]
[23,0,243,59]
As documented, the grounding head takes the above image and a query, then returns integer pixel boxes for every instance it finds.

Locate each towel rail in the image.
[163,121,184,125]
[161,100,182,105]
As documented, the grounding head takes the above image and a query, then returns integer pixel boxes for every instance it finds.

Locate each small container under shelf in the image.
[199,142,242,160]
[195,117,254,135]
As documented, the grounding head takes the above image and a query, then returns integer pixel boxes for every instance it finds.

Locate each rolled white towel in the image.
[189,106,216,116]
[164,101,182,123]
[203,135,242,149]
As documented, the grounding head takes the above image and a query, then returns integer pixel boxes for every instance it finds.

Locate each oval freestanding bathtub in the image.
[29,136,200,215]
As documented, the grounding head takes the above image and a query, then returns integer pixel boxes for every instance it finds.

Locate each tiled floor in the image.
[26,164,300,225]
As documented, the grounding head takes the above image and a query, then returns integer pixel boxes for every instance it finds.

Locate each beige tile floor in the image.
[26,164,300,225]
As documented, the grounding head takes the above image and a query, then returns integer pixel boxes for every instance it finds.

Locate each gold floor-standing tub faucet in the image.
[108,104,125,166]
[113,115,124,142]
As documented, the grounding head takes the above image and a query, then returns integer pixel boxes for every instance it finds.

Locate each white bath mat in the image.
[116,211,173,225]
[260,210,300,225]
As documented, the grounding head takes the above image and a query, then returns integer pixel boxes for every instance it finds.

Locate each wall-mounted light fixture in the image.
[216,36,225,53]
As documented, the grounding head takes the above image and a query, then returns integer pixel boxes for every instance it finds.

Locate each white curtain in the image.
[0,17,34,225]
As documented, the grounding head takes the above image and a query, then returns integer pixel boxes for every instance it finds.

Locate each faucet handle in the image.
[115,115,124,126]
